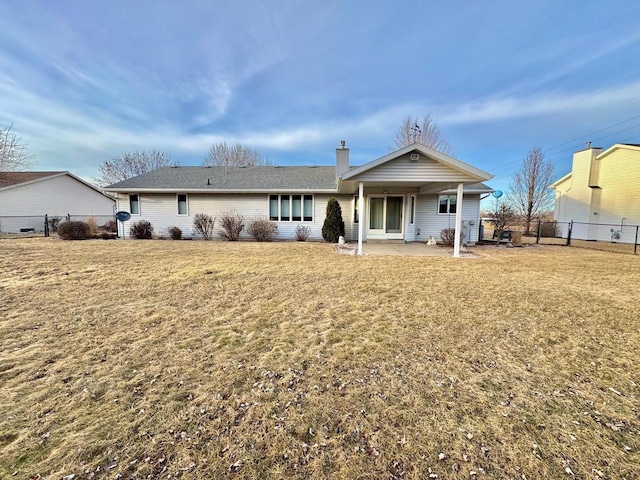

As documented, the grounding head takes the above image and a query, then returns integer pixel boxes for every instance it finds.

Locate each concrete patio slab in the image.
[362,242,456,256]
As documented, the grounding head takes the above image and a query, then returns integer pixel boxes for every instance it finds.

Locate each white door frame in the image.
[366,194,405,240]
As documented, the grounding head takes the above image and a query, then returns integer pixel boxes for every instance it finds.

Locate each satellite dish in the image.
[492,190,503,199]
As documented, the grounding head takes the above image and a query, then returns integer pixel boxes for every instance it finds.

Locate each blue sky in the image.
[2,0,640,197]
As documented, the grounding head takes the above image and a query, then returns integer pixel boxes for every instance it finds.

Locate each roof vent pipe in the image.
[586,141,591,149]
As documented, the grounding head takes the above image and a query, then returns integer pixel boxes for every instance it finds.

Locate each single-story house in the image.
[0,171,116,233]
[106,142,493,255]
[551,143,640,242]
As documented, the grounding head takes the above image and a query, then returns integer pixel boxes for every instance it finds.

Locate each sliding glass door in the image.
[368,195,404,238]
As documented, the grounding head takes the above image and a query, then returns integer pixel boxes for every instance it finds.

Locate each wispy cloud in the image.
[437,80,640,125]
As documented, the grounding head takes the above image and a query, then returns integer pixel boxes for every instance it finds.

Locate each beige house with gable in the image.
[106,142,493,256]
[551,143,640,242]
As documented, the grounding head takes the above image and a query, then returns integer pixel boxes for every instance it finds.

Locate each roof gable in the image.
[596,143,640,160]
[0,171,114,199]
[341,143,493,182]
[0,171,63,189]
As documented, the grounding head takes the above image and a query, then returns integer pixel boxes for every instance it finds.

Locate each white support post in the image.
[357,181,364,255]
[453,182,464,257]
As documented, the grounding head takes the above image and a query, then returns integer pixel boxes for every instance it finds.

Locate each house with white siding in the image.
[106,142,493,256]
[551,143,640,243]
[0,171,116,233]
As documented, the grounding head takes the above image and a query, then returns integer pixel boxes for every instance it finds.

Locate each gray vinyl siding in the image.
[116,193,353,241]
[346,154,481,183]
[415,194,481,243]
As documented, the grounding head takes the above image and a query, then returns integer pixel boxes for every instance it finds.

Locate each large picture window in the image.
[270,194,313,221]
[438,195,457,214]
[129,193,140,215]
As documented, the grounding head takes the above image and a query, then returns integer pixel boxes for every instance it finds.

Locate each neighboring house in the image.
[0,171,116,233]
[106,142,493,255]
[551,143,640,242]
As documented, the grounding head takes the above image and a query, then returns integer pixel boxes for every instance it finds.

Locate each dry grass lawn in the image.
[1,239,639,479]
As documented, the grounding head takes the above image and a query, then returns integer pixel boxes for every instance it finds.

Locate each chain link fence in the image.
[479,218,639,254]
[0,214,117,237]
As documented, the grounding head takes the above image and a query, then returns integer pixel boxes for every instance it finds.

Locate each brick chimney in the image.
[336,140,350,180]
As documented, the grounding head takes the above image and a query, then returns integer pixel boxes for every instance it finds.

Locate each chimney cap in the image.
[586,141,592,148]
[339,140,346,149]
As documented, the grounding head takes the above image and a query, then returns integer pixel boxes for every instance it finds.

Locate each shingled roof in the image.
[106,166,338,191]
[0,171,64,189]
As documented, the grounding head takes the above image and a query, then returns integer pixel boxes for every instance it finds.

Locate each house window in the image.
[353,195,359,224]
[129,194,140,214]
[410,195,416,225]
[177,194,188,215]
[269,194,313,221]
[280,195,291,221]
[438,195,457,214]
[269,195,278,220]
[292,195,302,221]
[303,195,313,221]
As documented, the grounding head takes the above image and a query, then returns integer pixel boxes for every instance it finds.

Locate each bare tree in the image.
[203,142,271,167]
[391,114,453,155]
[509,147,555,235]
[95,150,179,186]
[491,203,517,246]
[0,124,35,171]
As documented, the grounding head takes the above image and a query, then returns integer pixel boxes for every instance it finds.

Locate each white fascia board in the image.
[341,142,493,181]
[596,143,640,160]
[0,172,64,192]
[550,172,572,188]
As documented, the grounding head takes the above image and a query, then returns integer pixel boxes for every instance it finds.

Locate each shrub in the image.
[103,220,117,233]
[321,198,345,243]
[193,213,216,240]
[47,216,62,232]
[247,218,277,242]
[86,216,99,236]
[58,221,90,240]
[295,224,311,241]
[100,232,116,240]
[539,221,559,238]
[218,211,244,241]
[130,220,154,239]
[169,226,183,240]
[440,228,465,247]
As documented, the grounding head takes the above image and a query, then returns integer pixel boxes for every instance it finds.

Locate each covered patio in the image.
[336,143,493,257]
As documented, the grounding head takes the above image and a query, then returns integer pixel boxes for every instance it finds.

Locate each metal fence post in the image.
[536,218,541,244]
[567,220,573,246]
[44,214,49,237]
[635,226,639,255]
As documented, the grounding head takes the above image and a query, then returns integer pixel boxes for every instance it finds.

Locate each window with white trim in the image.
[177,194,188,215]
[438,195,457,214]
[129,193,140,214]
[270,194,313,221]
[353,195,359,224]
[410,195,416,224]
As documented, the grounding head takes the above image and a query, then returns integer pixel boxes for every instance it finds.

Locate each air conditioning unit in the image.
[410,153,420,161]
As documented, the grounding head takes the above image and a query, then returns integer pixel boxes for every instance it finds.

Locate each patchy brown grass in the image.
[1,239,639,479]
